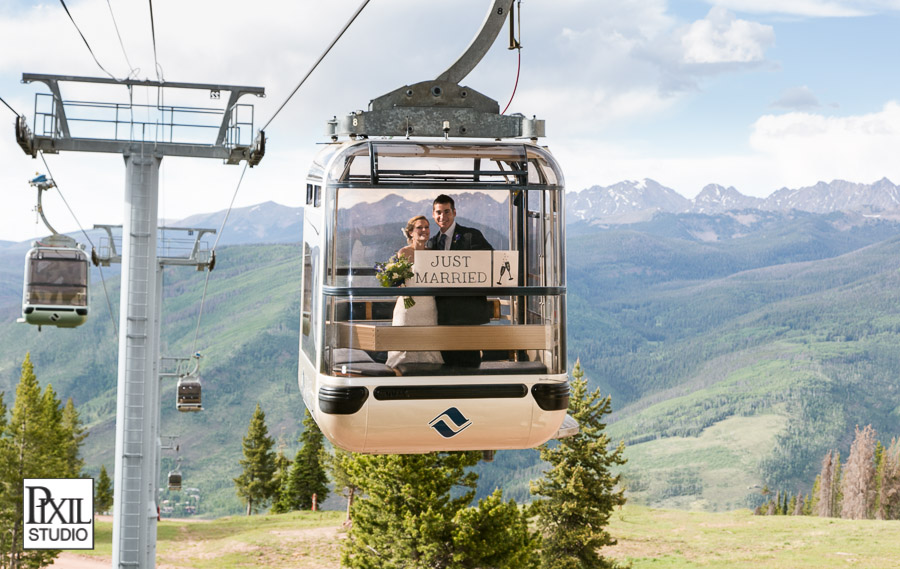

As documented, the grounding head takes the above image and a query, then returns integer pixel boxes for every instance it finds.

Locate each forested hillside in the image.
[0,243,306,516]
[3,209,900,514]
[568,213,900,508]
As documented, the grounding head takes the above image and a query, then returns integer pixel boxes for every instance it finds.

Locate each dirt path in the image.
[50,552,110,569]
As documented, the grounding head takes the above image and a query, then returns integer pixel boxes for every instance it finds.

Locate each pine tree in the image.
[277,410,330,512]
[233,403,278,515]
[831,451,843,517]
[808,477,820,515]
[269,449,293,514]
[792,492,804,515]
[814,452,834,517]
[95,465,114,515]
[0,390,9,567]
[881,438,900,520]
[39,383,66,475]
[0,390,6,432]
[0,354,74,568]
[872,440,886,519]
[530,359,627,569]
[328,447,359,526]
[341,452,537,569]
[841,425,876,519]
[61,398,87,478]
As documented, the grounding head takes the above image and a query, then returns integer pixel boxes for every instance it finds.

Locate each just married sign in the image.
[412,250,519,287]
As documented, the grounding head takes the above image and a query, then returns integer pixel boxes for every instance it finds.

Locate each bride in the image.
[385,215,443,369]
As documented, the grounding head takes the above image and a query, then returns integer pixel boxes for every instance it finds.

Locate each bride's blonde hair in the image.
[403,215,429,244]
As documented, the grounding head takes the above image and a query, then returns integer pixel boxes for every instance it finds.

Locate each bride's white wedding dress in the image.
[385,292,443,368]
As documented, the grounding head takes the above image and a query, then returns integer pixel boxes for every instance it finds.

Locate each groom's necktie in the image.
[437,233,447,250]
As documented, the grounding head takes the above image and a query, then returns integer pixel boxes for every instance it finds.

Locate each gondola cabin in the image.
[176,375,203,412]
[298,139,568,453]
[21,236,90,328]
[167,470,182,491]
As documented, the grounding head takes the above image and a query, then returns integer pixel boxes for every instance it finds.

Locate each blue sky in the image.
[1,0,900,241]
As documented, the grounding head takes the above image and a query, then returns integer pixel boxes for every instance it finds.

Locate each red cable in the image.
[501,49,521,115]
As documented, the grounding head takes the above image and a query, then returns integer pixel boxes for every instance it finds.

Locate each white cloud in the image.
[561,102,900,198]
[0,0,819,242]
[749,102,900,187]
[556,136,784,198]
[681,7,775,64]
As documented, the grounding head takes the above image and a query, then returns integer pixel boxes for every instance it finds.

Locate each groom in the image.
[427,194,493,367]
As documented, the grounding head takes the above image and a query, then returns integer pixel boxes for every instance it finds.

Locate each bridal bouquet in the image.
[375,254,416,309]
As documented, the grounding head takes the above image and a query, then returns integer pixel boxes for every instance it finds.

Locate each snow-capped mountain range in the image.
[5,178,899,250]
[567,177,900,222]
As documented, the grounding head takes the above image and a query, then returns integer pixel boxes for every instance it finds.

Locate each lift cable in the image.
[58,0,119,81]
[500,0,523,115]
[500,48,521,115]
[106,0,138,78]
[262,0,372,131]
[38,152,120,337]
[189,160,250,355]
[148,0,163,82]
[0,95,21,117]
[188,1,372,350]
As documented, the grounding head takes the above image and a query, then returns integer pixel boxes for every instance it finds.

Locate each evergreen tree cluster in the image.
[271,410,330,513]
[0,354,87,569]
[233,361,629,568]
[233,406,330,515]
[755,424,900,520]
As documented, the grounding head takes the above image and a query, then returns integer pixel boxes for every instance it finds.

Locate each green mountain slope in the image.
[5,213,900,514]
[0,243,305,517]
[570,230,900,509]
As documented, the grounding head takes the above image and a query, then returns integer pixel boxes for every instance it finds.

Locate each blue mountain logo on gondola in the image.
[428,407,472,438]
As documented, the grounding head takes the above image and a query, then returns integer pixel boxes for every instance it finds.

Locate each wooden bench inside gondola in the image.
[329,322,552,377]
[334,299,504,321]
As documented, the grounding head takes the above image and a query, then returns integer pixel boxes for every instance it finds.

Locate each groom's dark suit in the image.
[427,223,493,367]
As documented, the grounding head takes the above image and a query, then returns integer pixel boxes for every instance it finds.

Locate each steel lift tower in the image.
[15,74,265,568]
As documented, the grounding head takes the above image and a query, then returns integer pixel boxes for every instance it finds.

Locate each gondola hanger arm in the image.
[436,0,514,84]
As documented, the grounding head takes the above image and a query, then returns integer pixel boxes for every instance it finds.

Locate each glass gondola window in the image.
[26,249,88,306]
[306,183,322,207]
[314,141,566,377]
[301,241,319,365]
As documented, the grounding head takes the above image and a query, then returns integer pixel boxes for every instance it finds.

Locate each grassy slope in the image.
[75,506,900,569]
[614,414,788,511]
